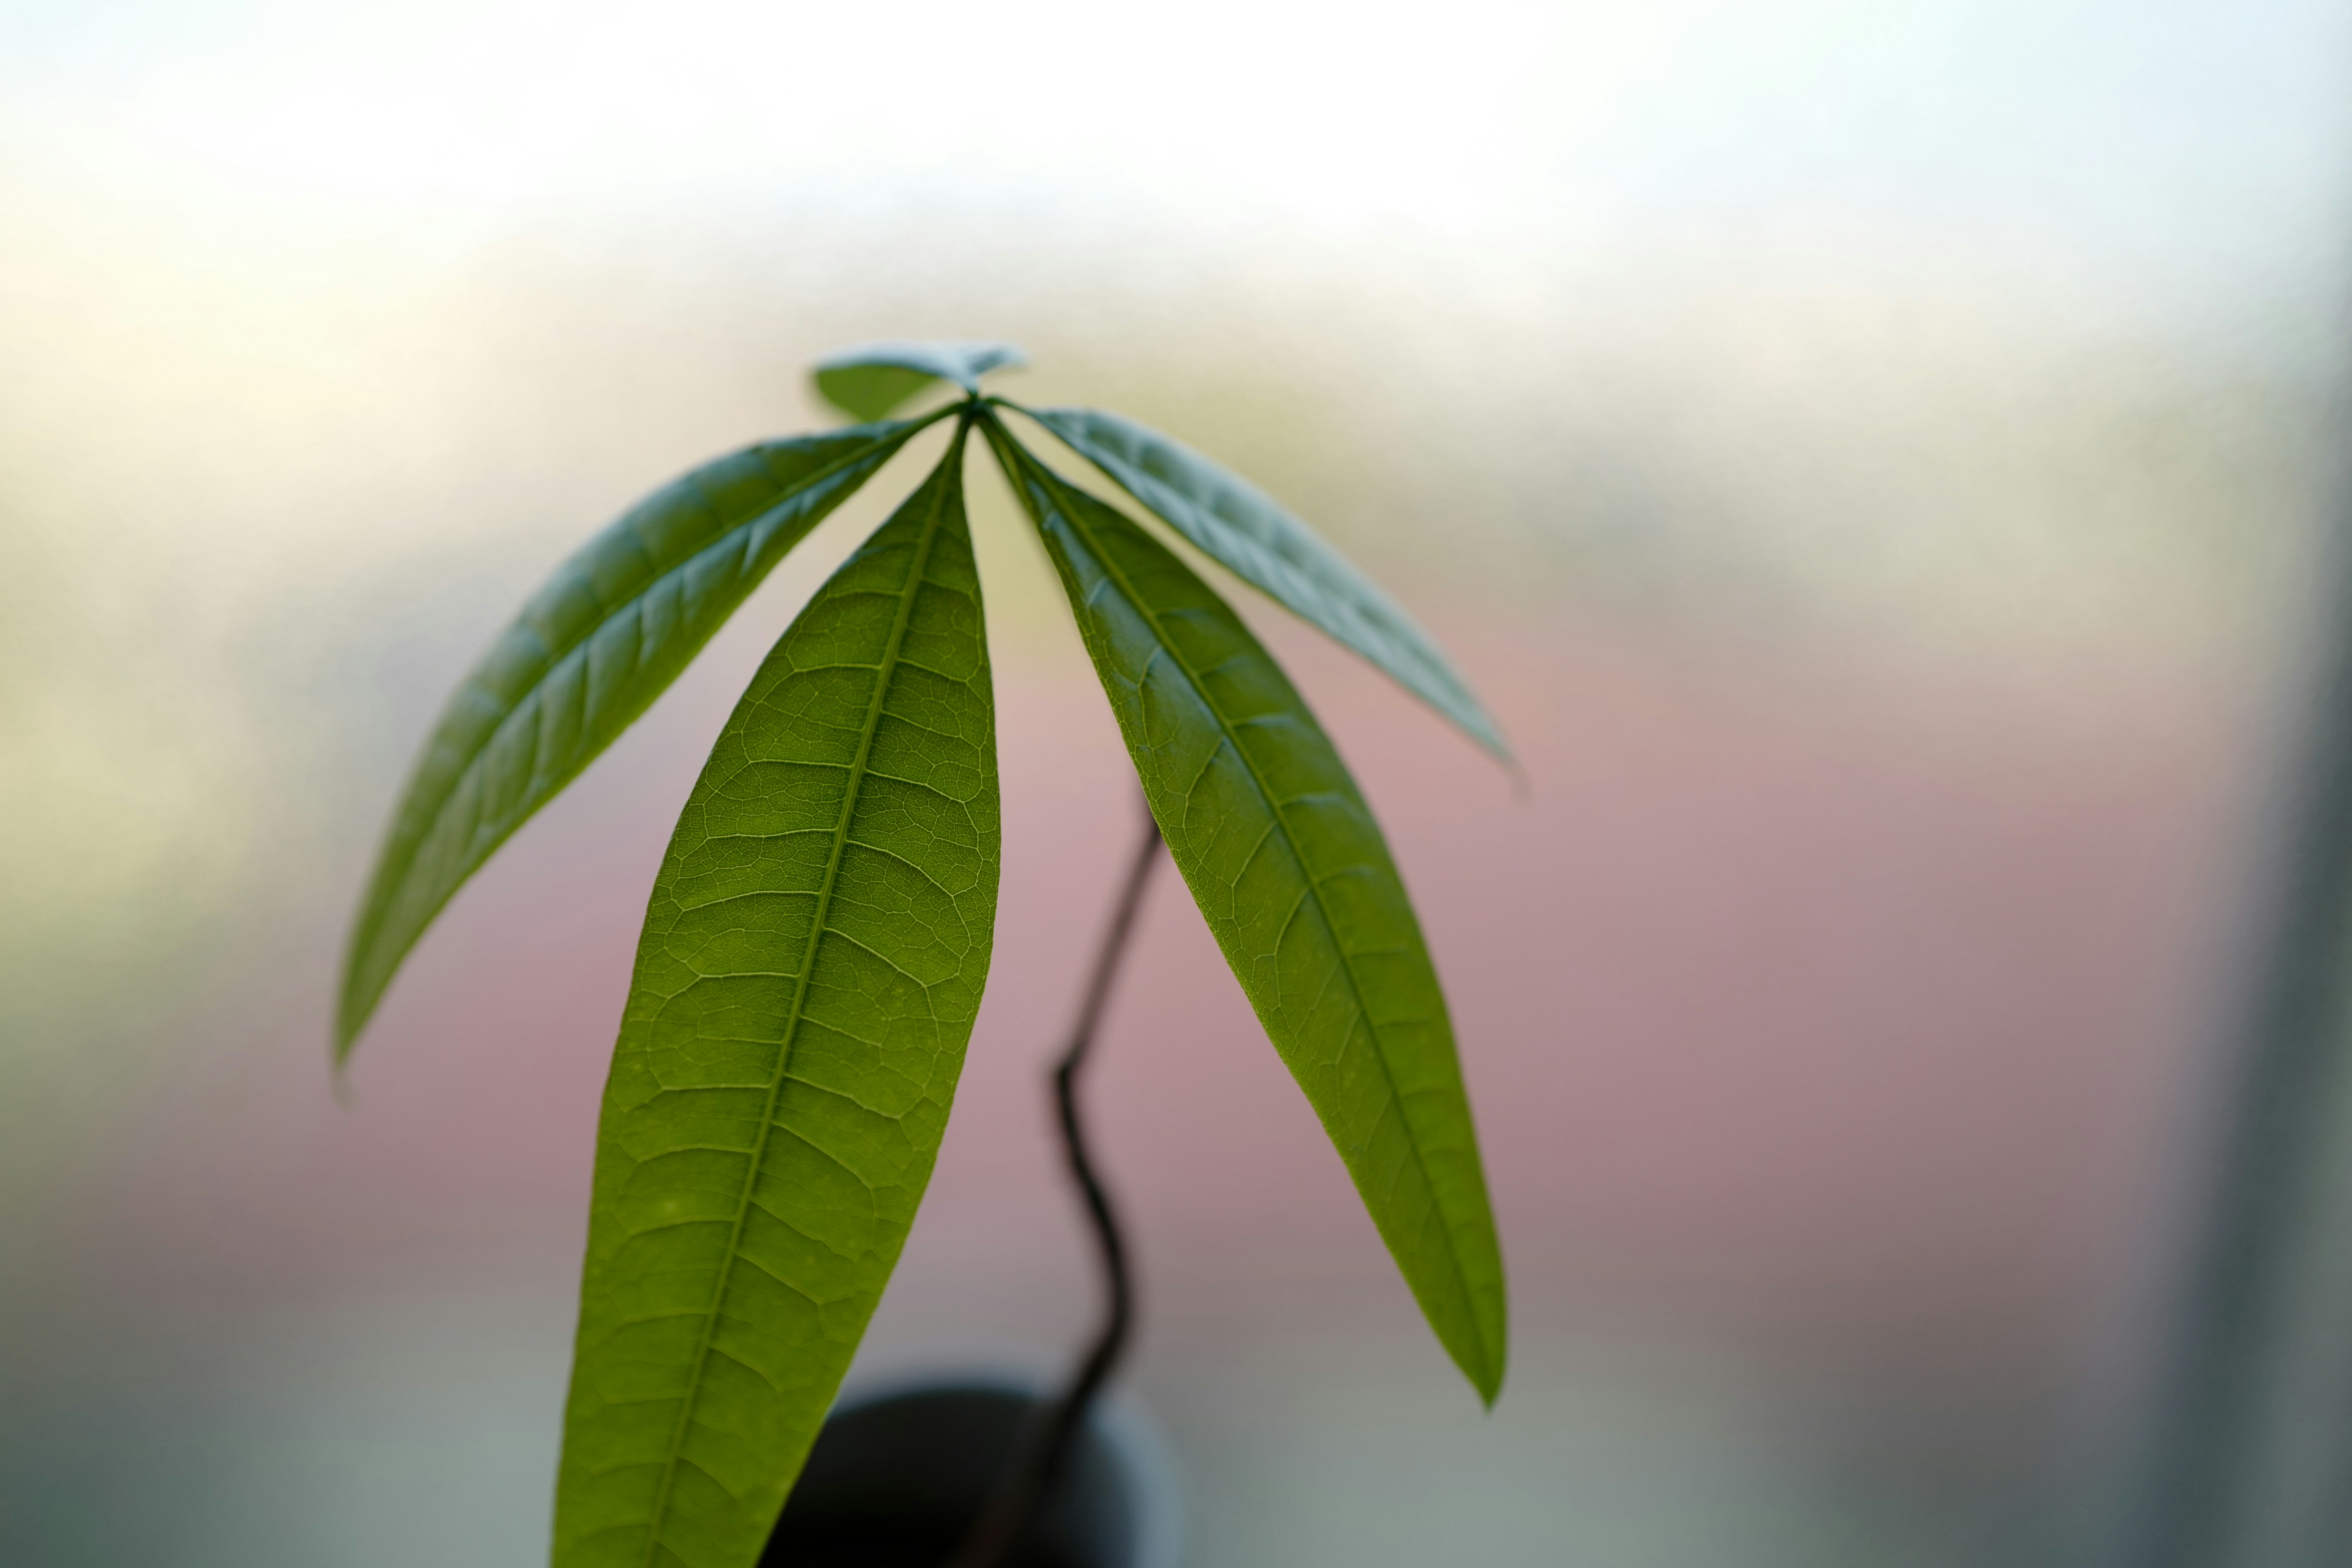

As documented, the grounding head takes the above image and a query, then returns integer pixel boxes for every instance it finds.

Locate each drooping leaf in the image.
[984,418,1507,1403]
[1011,402,1509,762]
[812,340,1026,423]
[554,429,1000,1568]
[337,412,948,1059]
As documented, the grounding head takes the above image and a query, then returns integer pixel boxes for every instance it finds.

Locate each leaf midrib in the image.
[997,428,1495,1378]
[633,439,962,1566]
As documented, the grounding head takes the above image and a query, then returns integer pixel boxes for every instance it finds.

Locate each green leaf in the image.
[811,340,1025,423]
[1011,402,1510,762]
[554,428,1000,1568]
[984,418,1507,1403]
[337,412,946,1060]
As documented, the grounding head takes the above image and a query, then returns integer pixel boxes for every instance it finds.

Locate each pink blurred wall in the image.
[76,600,2241,1458]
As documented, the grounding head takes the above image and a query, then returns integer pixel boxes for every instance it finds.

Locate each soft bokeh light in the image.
[3,1,2348,1564]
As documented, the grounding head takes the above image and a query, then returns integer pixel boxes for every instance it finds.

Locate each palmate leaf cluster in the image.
[337,341,1512,1568]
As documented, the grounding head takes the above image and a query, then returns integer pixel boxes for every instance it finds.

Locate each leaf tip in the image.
[1500,748,1531,800]
[1457,1319,1508,1409]
[331,968,376,1084]
[1450,1247,1509,1409]
[1447,685,1516,774]
[1474,1352,1506,1409]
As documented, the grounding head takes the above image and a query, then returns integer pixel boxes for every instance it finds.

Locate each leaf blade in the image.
[812,340,1026,422]
[337,413,941,1058]
[1013,402,1510,761]
[554,431,1000,1568]
[985,418,1507,1402]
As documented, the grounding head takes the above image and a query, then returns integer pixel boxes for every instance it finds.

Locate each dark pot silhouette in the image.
[761,1375,1182,1568]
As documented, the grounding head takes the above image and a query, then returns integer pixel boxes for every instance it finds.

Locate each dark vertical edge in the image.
[2108,374,2352,1568]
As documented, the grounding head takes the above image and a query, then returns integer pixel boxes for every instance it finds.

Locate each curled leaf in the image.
[812,341,1026,422]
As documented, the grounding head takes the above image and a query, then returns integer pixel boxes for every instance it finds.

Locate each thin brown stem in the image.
[944,793,1162,1568]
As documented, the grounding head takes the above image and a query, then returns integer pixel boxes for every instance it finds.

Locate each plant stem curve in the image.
[946,791,1161,1568]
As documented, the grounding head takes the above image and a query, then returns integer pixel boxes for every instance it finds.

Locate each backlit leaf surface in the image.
[986,420,1507,1401]
[337,414,941,1058]
[812,340,1025,422]
[554,432,999,1568]
[1016,403,1509,761]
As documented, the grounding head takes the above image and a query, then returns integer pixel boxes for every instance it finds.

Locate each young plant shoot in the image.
[337,341,1511,1568]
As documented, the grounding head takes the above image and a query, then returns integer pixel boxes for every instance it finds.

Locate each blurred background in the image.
[4,1,2350,1563]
